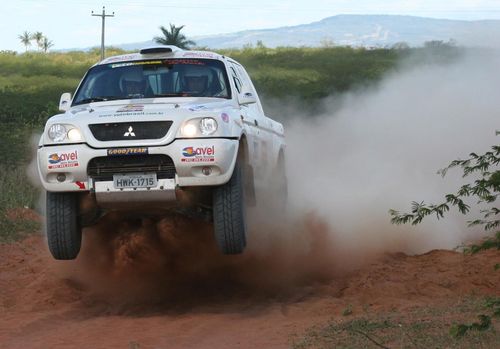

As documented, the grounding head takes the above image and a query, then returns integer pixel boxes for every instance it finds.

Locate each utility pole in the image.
[91,6,115,61]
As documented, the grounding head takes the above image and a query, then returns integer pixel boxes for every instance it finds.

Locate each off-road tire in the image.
[46,191,82,260]
[213,160,247,254]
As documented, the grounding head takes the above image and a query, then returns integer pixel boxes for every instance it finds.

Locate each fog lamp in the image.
[56,173,66,182]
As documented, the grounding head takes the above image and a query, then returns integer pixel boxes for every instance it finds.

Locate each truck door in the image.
[235,64,273,179]
[228,63,261,170]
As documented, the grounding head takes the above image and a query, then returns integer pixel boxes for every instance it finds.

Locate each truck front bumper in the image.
[37,138,239,196]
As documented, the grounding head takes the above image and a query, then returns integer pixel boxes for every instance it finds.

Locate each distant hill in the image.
[68,15,500,51]
[192,15,500,48]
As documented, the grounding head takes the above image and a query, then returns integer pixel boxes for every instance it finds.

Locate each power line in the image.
[91,6,115,60]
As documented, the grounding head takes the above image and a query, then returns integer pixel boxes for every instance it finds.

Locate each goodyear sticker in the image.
[48,150,79,169]
[107,147,148,156]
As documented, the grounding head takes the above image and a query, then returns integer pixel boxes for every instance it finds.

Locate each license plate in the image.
[113,173,157,189]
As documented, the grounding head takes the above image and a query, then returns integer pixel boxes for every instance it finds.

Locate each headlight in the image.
[182,123,198,137]
[47,124,83,143]
[200,117,218,135]
[180,117,219,137]
[48,124,67,142]
[67,128,83,142]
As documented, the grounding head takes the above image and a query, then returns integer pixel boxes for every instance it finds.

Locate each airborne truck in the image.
[37,46,287,259]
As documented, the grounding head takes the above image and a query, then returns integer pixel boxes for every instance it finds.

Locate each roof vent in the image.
[139,45,180,55]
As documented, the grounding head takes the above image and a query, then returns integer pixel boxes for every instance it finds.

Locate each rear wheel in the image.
[46,191,82,260]
[212,159,247,254]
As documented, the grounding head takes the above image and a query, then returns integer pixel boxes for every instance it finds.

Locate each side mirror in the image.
[238,91,257,105]
[59,92,72,112]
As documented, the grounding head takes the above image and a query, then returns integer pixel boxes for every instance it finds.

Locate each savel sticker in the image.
[181,146,215,162]
[48,150,79,169]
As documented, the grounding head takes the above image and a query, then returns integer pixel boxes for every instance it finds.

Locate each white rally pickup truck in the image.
[37,46,286,259]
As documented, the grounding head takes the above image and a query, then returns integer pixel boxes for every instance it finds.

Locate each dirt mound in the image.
[339,249,500,311]
[1,215,499,349]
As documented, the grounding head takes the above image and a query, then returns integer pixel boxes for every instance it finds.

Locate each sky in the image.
[2,0,500,51]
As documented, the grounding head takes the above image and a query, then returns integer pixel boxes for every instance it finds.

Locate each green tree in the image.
[41,37,54,53]
[31,31,44,51]
[389,136,499,233]
[18,31,31,52]
[424,39,457,49]
[153,24,195,49]
[392,41,410,50]
[256,40,266,49]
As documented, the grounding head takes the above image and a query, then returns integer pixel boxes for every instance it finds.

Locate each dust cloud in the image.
[26,133,46,216]
[284,49,500,261]
[42,49,499,306]
[61,211,337,309]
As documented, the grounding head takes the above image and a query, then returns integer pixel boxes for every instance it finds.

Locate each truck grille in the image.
[87,155,176,181]
[89,121,173,141]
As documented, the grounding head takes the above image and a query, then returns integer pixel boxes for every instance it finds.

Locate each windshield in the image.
[72,58,231,106]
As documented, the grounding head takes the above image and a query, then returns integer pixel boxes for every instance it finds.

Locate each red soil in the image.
[1,213,499,349]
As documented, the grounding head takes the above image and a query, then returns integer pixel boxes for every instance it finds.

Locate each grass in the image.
[0,167,39,211]
[0,166,41,242]
[291,297,500,349]
[0,214,40,243]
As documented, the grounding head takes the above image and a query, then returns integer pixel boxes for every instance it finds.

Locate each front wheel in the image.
[212,159,247,254]
[46,191,82,260]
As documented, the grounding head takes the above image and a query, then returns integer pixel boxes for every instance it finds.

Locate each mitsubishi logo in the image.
[123,126,136,137]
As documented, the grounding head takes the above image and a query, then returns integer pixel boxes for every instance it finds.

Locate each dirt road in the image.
[1,213,499,349]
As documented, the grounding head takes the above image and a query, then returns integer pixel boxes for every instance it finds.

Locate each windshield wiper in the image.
[73,96,122,106]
